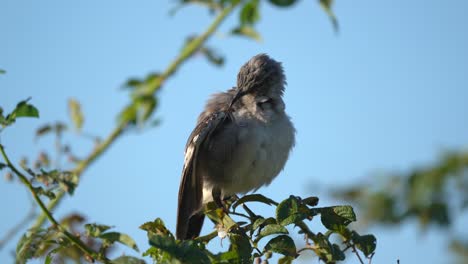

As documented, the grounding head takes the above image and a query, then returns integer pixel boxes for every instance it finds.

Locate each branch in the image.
[0,145,111,263]
[31,0,240,230]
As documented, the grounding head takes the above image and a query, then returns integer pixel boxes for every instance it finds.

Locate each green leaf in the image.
[0,69,5,74]
[147,234,210,264]
[112,256,146,264]
[68,98,84,132]
[252,217,276,231]
[16,229,50,262]
[319,0,339,32]
[118,103,138,125]
[100,232,139,252]
[12,99,40,118]
[320,205,356,231]
[140,218,173,237]
[33,186,56,199]
[313,233,345,262]
[240,0,260,26]
[231,26,262,42]
[85,223,112,237]
[278,256,295,264]
[302,196,319,207]
[228,231,252,262]
[205,202,237,232]
[264,235,297,257]
[44,247,62,264]
[256,224,288,242]
[352,232,377,257]
[233,194,277,210]
[276,196,310,226]
[268,0,297,7]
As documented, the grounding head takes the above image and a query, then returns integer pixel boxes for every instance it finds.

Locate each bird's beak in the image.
[229,89,245,109]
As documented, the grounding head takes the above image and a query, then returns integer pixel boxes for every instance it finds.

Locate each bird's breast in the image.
[202,113,295,201]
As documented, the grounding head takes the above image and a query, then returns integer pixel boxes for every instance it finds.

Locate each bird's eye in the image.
[257,97,272,105]
[256,97,273,109]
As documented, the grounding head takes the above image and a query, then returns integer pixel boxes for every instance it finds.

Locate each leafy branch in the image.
[141,194,376,263]
[32,0,241,231]
[0,145,112,263]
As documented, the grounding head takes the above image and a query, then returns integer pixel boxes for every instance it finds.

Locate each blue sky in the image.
[1,0,468,263]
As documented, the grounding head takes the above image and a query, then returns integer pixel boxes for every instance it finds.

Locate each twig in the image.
[351,243,365,264]
[31,0,240,231]
[0,145,111,263]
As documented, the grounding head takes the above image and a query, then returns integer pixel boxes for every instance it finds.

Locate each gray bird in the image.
[176,54,295,240]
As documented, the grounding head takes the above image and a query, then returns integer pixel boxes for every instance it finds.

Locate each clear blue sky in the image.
[1,0,468,263]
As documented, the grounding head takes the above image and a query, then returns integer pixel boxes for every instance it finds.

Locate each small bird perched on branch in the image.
[176,54,295,240]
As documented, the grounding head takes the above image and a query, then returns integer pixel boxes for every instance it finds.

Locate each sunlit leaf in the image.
[100,232,139,252]
[231,26,262,42]
[68,98,84,132]
[85,223,112,237]
[140,218,173,237]
[12,99,39,118]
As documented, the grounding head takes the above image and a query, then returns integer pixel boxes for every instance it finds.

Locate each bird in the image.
[176,54,295,240]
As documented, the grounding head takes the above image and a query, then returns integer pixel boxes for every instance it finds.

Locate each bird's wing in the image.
[176,111,230,239]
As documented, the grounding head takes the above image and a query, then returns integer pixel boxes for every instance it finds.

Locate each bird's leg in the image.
[212,187,224,209]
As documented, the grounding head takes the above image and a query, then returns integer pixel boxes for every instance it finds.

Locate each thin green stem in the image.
[0,145,111,263]
[31,0,240,230]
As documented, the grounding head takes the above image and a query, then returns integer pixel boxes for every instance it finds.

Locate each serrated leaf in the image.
[233,194,277,210]
[68,98,84,132]
[319,0,339,32]
[264,235,297,257]
[256,224,288,242]
[112,256,146,264]
[100,232,139,252]
[231,26,262,42]
[85,223,112,237]
[276,196,310,226]
[240,0,260,26]
[268,0,296,7]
